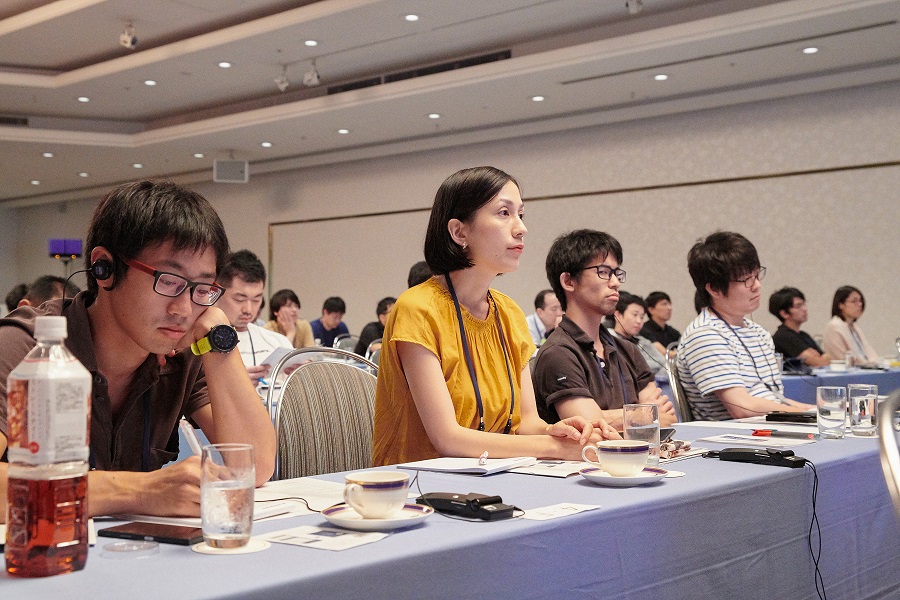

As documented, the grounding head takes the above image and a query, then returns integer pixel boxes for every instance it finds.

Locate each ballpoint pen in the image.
[751,429,818,440]
[179,418,204,455]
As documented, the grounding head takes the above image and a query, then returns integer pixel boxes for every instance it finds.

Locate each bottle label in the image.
[7,375,91,464]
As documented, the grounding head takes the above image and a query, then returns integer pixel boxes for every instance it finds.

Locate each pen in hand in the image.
[179,418,204,456]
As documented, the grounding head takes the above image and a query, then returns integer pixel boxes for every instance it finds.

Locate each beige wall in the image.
[8,81,899,354]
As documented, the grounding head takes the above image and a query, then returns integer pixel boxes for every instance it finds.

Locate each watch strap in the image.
[191,336,213,355]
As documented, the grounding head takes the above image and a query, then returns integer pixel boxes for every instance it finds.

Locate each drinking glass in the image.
[201,443,255,549]
[848,384,877,436]
[623,404,660,467]
[816,387,846,439]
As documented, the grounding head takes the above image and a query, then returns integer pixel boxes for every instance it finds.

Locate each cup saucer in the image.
[579,466,668,487]
[322,503,433,531]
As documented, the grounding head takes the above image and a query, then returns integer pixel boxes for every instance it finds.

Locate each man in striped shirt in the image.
[676,232,812,420]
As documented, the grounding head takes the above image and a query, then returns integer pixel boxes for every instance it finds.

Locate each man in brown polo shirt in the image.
[532,229,676,430]
[0,181,275,520]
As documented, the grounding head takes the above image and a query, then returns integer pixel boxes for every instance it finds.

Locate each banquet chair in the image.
[878,389,900,517]
[666,347,693,422]
[265,347,378,480]
[333,333,360,353]
[365,338,382,360]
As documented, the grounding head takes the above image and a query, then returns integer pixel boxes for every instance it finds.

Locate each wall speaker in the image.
[213,159,249,183]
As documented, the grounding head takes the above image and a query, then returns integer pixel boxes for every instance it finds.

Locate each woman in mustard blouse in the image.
[373,166,618,466]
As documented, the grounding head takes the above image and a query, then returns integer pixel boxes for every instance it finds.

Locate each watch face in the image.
[209,325,238,352]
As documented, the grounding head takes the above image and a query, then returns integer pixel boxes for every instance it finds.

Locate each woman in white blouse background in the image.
[822,285,880,364]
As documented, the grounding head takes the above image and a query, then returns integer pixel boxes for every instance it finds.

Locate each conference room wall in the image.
[8,81,899,355]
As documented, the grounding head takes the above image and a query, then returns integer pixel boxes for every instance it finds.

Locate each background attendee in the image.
[373,167,617,466]
[608,292,668,378]
[407,260,432,288]
[676,231,810,420]
[0,180,275,520]
[17,275,80,308]
[310,296,349,347]
[533,230,674,430]
[525,288,562,346]
[640,291,680,355]
[768,286,830,367]
[355,296,395,356]
[822,285,879,364]
[265,288,314,348]
[4,283,28,314]
[217,250,292,384]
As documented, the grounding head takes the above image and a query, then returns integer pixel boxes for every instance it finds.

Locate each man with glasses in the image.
[676,231,811,420]
[532,229,675,430]
[768,287,831,367]
[0,181,275,521]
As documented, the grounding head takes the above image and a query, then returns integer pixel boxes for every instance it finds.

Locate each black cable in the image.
[805,461,827,600]
[412,472,524,522]
[255,496,324,513]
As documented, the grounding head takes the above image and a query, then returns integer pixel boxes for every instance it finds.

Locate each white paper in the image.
[509,460,584,478]
[696,433,815,448]
[521,503,601,521]
[398,456,537,476]
[260,525,387,551]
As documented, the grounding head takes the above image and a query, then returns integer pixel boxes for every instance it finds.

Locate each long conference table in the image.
[6,422,899,599]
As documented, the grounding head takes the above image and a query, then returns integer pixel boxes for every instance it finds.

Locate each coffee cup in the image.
[581,440,650,477]
[343,470,409,519]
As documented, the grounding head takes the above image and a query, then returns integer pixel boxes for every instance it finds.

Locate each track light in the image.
[274,66,289,92]
[119,22,137,49]
[625,0,643,15]
[303,60,320,87]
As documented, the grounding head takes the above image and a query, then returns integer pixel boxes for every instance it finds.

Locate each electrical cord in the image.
[805,461,827,600]
[412,472,524,522]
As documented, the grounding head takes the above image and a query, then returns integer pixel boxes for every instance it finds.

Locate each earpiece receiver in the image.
[90,259,113,281]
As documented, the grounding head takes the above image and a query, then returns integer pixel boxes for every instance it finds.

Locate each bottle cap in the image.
[34,315,68,339]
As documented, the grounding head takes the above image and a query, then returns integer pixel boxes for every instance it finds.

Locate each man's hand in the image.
[140,457,203,516]
[246,364,272,384]
[639,383,678,425]
[176,306,231,352]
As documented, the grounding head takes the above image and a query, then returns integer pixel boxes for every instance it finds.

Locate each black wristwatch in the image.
[190,324,239,355]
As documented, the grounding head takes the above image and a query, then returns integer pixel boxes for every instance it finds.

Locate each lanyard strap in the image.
[710,308,779,393]
[445,275,514,434]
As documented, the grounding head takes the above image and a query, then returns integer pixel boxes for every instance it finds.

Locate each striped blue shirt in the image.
[676,308,784,420]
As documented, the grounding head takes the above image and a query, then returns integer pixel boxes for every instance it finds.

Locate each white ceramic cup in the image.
[343,471,409,519]
[581,440,650,477]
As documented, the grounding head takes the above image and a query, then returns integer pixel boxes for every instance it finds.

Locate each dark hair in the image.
[768,286,805,323]
[5,283,28,312]
[219,250,266,287]
[269,288,300,321]
[687,231,760,310]
[831,285,865,320]
[615,291,646,315]
[545,229,623,311]
[423,166,519,274]
[323,296,346,314]
[24,275,80,306]
[533,289,555,310]
[407,260,432,288]
[376,297,397,316]
[84,181,229,295]
[645,291,670,309]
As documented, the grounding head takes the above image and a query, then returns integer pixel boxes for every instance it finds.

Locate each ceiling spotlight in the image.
[119,22,138,49]
[218,62,232,69]
[428,113,440,119]
[261,142,273,148]
[274,66,290,92]
[132,163,143,169]
[803,47,819,54]
[338,129,349,135]
[42,152,54,158]
[304,40,318,47]
[405,14,419,22]
[654,74,668,81]
[303,60,320,87]
[625,0,643,15]
[31,180,40,185]
[531,95,545,102]
[193,153,204,158]
[77,96,90,103]
[79,172,89,177]
[144,80,157,86]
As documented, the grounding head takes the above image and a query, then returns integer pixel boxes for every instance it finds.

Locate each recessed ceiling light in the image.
[132,163,143,169]
[31,180,40,185]
[654,74,669,81]
[405,14,419,22]
[218,62,232,68]
[802,47,819,54]
[428,113,440,119]
[42,152,54,158]
[79,172,89,177]
[77,96,89,102]
[304,40,318,47]
[338,129,349,134]
[261,142,273,148]
[193,153,204,158]
[531,95,545,102]
[144,79,157,86]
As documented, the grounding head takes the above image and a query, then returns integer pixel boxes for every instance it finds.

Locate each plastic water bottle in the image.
[5,316,91,577]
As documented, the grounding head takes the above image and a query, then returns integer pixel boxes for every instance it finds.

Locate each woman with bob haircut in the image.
[372,166,618,466]
[264,288,315,348]
[822,285,879,364]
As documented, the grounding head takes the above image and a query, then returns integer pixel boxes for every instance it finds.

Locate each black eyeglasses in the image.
[732,267,766,288]
[575,264,626,283]
[124,258,225,306]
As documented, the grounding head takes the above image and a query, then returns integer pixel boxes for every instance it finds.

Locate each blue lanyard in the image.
[445,275,514,434]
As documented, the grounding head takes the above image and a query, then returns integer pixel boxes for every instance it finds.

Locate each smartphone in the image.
[97,522,204,546]
[659,427,676,443]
